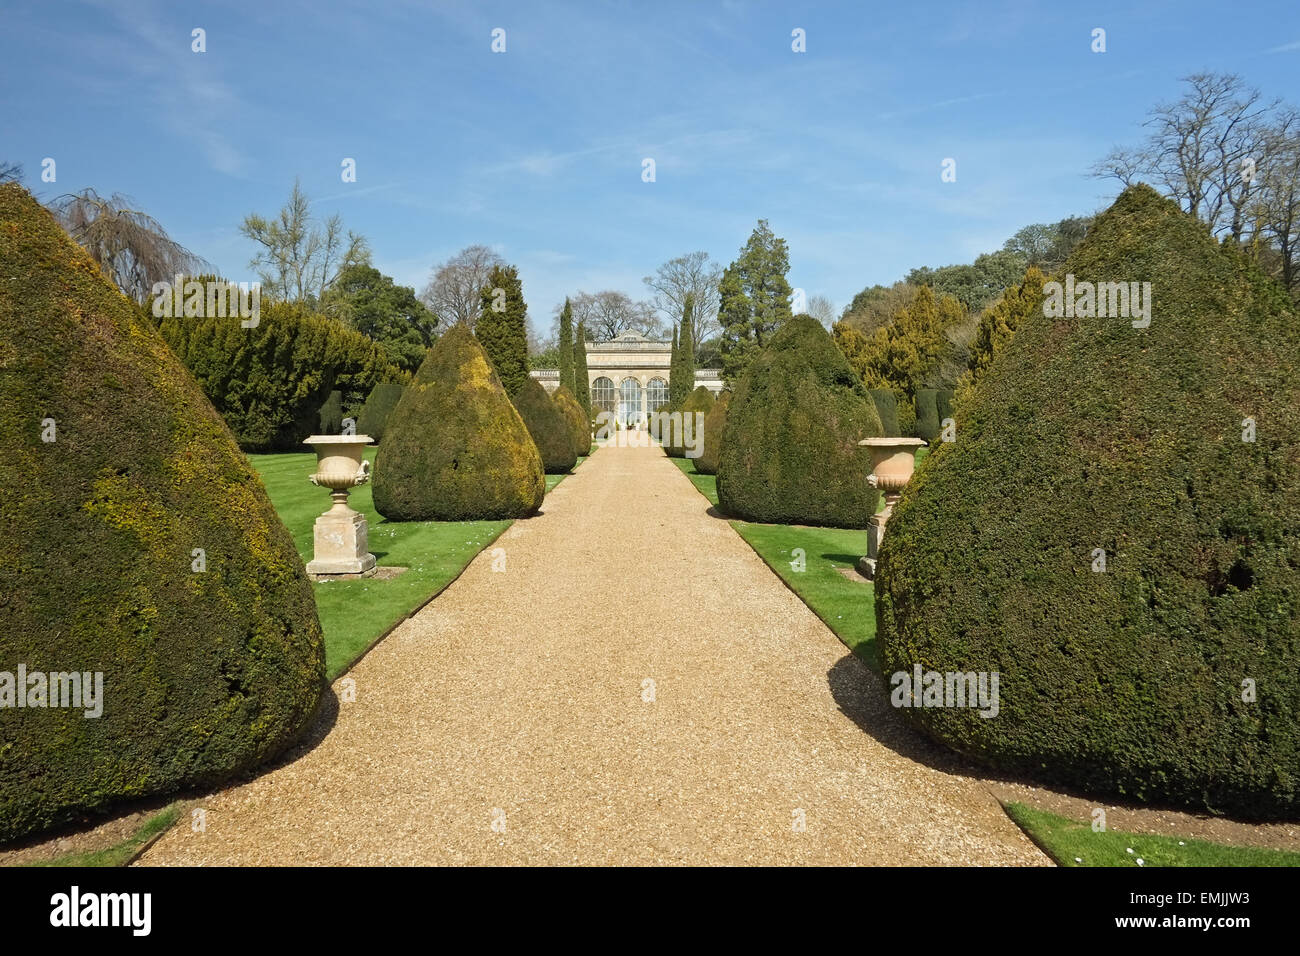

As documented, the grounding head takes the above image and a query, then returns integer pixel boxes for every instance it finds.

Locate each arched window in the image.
[591,377,617,414]
[646,377,669,414]
[619,378,643,426]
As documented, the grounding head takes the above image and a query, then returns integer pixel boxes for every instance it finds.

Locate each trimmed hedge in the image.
[372,324,544,521]
[935,389,954,427]
[897,395,917,437]
[552,385,589,459]
[0,183,325,842]
[876,185,1300,818]
[663,386,715,458]
[914,389,940,442]
[159,298,406,451]
[716,315,883,528]
[695,390,731,475]
[356,383,404,442]
[513,378,577,473]
[317,390,343,434]
[869,389,900,437]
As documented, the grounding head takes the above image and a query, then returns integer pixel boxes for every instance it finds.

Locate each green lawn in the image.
[253,449,586,679]
[731,521,877,669]
[1005,803,1300,867]
[29,803,181,867]
[669,456,877,670]
[669,456,719,505]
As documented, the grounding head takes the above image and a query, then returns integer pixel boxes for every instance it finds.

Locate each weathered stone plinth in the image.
[307,501,376,578]
[857,507,891,579]
[304,434,376,580]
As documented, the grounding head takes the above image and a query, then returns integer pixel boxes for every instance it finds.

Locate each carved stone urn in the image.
[857,437,927,579]
[304,435,376,578]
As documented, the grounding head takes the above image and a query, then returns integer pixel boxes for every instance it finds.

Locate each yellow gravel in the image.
[140,443,1048,866]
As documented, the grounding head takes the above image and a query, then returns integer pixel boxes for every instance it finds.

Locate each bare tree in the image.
[1253,111,1300,293]
[643,251,722,352]
[565,290,661,341]
[49,188,208,303]
[1092,73,1278,241]
[0,161,21,184]
[807,294,836,326]
[241,178,369,303]
[420,244,506,330]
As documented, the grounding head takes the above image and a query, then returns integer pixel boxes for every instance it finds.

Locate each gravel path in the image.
[141,443,1048,866]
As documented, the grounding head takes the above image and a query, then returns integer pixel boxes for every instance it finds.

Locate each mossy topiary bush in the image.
[356,382,404,442]
[876,185,1300,819]
[513,378,577,473]
[914,389,940,442]
[372,324,544,521]
[552,385,589,459]
[695,390,731,475]
[716,315,883,528]
[664,386,715,458]
[869,389,900,437]
[0,183,325,842]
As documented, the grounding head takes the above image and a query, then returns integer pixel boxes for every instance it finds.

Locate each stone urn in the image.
[304,435,376,578]
[857,437,927,579]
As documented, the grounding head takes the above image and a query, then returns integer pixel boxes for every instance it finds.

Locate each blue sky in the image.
[3,0,1298,335]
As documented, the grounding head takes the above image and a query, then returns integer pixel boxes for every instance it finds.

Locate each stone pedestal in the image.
[856,438,927,580]
[307,495,376,577]
[303,434,376,580]
[857,505,892,579]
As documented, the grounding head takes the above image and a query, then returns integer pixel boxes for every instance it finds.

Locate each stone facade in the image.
[531,331,724,425]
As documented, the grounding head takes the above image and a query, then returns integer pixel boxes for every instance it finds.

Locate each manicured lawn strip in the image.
[252,450,588,679]
[668,456,718,505]
[1004,803,1300,867]
[30,803,181,867]
[669,456,877,671]
[730,521,877,671]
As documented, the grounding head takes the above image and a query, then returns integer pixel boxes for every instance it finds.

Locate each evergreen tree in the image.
[839,285,966,399]
[679,292,696,397]
[474,264,529,396]
[963,267,1047,390]
[718,219,793,384]
[558,297,575,393]
[668,323,688,407]
[573,320,591,415]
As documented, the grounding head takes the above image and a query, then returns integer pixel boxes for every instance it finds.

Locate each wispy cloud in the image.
[83,0,253,176]
[1265,40,1300,53]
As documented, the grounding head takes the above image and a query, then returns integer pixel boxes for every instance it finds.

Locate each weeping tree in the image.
[48,189,208,303]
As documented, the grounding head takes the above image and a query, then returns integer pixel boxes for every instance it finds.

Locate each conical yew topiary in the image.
[372,324,544,520]
[513,377,577,473]
[717,315,882,527]
[356,382,404,442]
[552,385,589,459]
[662,385,715,458]
[694,390,730,475]
[0,184,325,842]
[876,185,1300,818]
